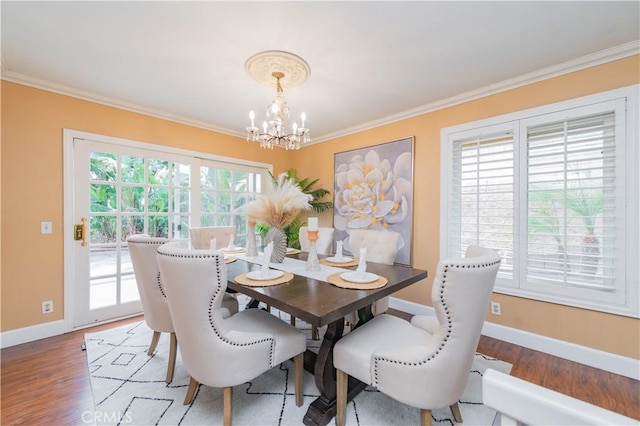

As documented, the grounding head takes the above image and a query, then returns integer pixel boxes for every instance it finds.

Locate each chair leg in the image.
[336,369,348,426]
[420,409,432,426]
[450,402,463,423]
[223,386,233,426]
[147,330,161,355]
[312,325,318,340]
[183,377,198,405]
[165,332,178,383]
[294,353,303,407]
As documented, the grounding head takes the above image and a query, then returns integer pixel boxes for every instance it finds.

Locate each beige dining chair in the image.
[127,235,176,383]
[127,234,239,384]
[334,246,501,426]
[345,229,401,324]
[156,242,306,426]
[189,226,236,250]
[299,226,335,255]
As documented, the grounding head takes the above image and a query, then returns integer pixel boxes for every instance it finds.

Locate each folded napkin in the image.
[209,238,217,250]
[261,242,273,277]
[336,240,344,259]
[356,247,367,277]
[227,234,235,250]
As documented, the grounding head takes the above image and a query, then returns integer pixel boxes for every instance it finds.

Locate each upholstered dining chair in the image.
[127,234,176,382]
[127,235,238,384]
[189,226,236,250]
[333,245,501,426]
[345,229,401,324]
[156,242,307,425]
[299,226,335,255]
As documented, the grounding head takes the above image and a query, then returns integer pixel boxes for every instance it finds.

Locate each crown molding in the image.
[0,71,246,139]
[309,40,640,144]
[2,41,638,145]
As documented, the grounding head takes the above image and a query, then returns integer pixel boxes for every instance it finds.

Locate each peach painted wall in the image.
[291,56,640,359]
[0,81,293,331]
[2,56,639,360]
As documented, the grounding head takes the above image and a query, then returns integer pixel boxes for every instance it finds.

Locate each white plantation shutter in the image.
[450,131,515,278]
[526,112,616,292]
[442,86,638,317]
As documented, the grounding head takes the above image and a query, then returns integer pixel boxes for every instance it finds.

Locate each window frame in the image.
[193,158,265,246]
[440,85,639,318]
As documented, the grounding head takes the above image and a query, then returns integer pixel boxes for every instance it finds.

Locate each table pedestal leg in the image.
[245,298,261,309]
[303,306,373,426]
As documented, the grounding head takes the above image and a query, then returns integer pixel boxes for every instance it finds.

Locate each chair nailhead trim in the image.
[156,272,166,298]
[373,257,501,387]
[127,239,169,245]
[157,250,276,367]
[128,239,168,298]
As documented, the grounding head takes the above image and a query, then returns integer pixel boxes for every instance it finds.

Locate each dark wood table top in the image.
[226,253,428,328]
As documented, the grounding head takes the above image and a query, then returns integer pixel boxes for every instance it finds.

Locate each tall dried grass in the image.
[243,173,312,229]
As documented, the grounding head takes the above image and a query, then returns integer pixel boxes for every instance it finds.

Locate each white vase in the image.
[265,227,287,263]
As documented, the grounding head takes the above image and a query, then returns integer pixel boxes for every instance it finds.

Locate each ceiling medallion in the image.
[245,50,310,88]
[245,51,311,150]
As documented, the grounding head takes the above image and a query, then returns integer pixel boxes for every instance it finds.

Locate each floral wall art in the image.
[334,137,414,265]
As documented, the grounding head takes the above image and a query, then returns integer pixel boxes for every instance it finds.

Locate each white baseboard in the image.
[3,300,639,381]
[389,297,640,381]
[0,319,66,349]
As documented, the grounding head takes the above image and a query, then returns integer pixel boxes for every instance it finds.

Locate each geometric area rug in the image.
[84,303,512,425]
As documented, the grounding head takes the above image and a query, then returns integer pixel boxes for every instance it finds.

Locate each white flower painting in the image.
[334,137,414,265]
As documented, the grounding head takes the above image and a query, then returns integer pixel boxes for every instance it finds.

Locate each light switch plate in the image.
[41,221,53,234]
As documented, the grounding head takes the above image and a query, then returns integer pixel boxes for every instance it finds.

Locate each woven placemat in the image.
[224,256,237,264]
[286,248,301,255]
[326,272,388,290]
[320,258,359,267]
[234,271,294,287]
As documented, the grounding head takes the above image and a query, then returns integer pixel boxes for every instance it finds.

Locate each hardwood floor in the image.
[2,311,638,425]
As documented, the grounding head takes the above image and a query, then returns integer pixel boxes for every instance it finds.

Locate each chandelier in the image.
[245,51,311,150]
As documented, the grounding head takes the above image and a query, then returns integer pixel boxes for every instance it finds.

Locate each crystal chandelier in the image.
[246,72,309,150]
[245,51,311,150]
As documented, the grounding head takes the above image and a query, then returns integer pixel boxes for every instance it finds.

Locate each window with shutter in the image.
[449,130,516,283]
[526,111,616,293]
[441,86,638,317]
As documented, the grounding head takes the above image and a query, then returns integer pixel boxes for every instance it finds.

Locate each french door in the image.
[65,131,268,329]
[71,139,194,327]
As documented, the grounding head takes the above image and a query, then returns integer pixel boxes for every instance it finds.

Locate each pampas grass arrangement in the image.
[243,173,313,229]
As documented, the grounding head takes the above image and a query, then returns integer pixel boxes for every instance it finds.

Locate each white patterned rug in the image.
[85,305,511,425]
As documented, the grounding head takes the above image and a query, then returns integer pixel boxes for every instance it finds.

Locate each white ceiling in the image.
[2,1,639,143]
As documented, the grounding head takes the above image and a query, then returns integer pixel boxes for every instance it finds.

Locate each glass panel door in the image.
[73,139,192,327]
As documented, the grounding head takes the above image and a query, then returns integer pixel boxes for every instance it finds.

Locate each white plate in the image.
[246,269,284,281]
[326,256,354,263]
[220,247,245,253]
[340,271,379,283]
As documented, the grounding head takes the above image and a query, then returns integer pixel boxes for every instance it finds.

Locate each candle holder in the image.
[246,220,258,257]
[305,229,321,271]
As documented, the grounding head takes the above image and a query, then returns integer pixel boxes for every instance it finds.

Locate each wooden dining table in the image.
[226,252,428,426]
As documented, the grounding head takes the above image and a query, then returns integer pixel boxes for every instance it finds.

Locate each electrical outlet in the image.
[42,300,53,314]
[491,301,501,316]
